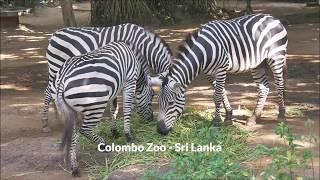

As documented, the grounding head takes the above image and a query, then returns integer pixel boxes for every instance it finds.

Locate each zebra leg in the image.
[222,89,233,125]
[42,85,52,133]
[110,98,120,137]
[205,75,233,125]
[69,123,80,177]
[268,58,286,122]
[246,67,270,126]
[212,69,227,127]
[123,83,136,142]
[79,114,105,145]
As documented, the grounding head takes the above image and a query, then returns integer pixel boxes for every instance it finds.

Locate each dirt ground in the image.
[1,2,319,179]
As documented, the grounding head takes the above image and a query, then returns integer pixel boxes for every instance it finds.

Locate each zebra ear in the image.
[173,82,181,91]
[150,76,163,86]
[169,80,181,91]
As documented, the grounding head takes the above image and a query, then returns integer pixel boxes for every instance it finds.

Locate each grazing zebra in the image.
[155,14,288,135]
[42,23,172,133]
[54,42,153,177]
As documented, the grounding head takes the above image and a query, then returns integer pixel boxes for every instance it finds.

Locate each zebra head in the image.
[135,75,154,122]
[153,75,185,135]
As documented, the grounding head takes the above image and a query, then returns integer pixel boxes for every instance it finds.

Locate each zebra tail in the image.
[283,58,288,99]
[55,84,76,155]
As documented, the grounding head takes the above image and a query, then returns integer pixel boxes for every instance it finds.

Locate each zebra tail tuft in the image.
[55,84,76,156]
[283,58,288,99]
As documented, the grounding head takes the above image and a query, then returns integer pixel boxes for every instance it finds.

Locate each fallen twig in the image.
[3,171,43,179]
[58,162,71,175]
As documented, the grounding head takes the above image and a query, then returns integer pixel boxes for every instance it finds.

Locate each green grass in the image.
[77,108,315,179]
[285,106,306,118]
[77,108,256,179]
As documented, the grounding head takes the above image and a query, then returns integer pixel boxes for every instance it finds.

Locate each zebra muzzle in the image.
[157,120,170,135]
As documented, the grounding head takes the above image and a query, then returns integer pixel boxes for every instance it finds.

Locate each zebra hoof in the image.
[111,128,120,138]
[246,116,257,126]
[211,122,221,131]
[211,119,222,128]
[223,120,233,126]
[125,133,134,142]
[42,127,51,133]
[225,110,233,122]
[277,115,286,122]
[72,168,80,177]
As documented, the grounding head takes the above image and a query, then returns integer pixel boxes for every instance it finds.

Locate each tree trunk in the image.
[246,0,252,14]
[59,0,77,26]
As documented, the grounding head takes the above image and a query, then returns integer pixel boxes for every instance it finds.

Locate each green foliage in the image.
[145,0,177,25]
[285,106,306,118]
[142,109,254,179]
[90,0,232,26]
[78,108,255,179]
[0,0,36,8]
[255,122,314,179]
[143,152,252,180]
[185,0,219,17]
[147,0,221,23]
[301,119,319,144]
[78,109,316,179]
[90,0,156,26]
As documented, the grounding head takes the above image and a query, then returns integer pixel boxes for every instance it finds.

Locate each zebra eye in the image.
[168,100,174,106]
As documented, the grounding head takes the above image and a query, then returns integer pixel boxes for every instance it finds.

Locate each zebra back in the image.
[47,23,172,84]
[171,14,288,85]
[53,42,153,117]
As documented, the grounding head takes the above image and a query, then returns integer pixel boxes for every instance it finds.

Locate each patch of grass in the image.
[77,108,316,179]
[143,122,316,180]
[77,108,255,179]
[286,106,306,118]
[233,106,254,117]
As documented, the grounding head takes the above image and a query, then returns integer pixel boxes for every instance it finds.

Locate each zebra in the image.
[154,14,288,135]
[42,23,172,133]
[54,42,153,177]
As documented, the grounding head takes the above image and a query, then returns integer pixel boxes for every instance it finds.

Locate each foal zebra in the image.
[155,14,288,134]
[43,23,172,132]
[54,42,153,176]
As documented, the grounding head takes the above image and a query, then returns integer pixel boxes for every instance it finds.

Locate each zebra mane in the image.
[176,29,199,61]
[147,30,173,56]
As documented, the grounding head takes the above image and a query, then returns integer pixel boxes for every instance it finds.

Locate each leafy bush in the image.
[90,0,156,26]
[255,122,315,179]
[90,0,235,26]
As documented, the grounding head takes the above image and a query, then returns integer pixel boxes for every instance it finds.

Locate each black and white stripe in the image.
[55,42,153,176]
[156,14,288,134]
[42,23,172,132]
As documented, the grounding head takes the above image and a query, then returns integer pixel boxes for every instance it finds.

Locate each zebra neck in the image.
[171,57,201,88]
[99,23,170,74]
[131,31,168,74]
[140,32,171,74]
